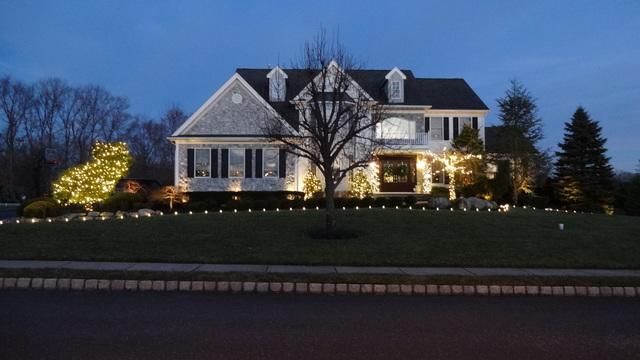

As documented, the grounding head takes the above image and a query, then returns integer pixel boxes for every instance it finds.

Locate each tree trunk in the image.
[324,181,337,238]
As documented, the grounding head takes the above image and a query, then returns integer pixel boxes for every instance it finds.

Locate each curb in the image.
[1,278,639,297]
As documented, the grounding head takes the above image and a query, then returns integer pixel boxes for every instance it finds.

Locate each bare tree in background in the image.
[263,31,386,237]
[0,76,32,200]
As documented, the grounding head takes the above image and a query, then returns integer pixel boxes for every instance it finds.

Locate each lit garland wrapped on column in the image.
[52,141,132,210]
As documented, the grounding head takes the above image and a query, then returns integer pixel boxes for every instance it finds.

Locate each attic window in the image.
[390,81,401,99]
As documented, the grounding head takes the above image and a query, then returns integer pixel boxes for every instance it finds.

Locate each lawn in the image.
[1,208,639,268]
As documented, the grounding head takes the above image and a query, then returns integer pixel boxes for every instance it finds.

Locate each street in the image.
[1,291,639,359]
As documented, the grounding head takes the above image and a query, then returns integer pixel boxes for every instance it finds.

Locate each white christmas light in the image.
[219,209,223,213]
[234,209,238,213]
[204,210,208,214]
[248,209,252,212]
[355,206,359,210]
[47,218,52,223]
[174,211,178,215]
[189,211,193,215]
[263,208,266,212]
[436,207,439,211]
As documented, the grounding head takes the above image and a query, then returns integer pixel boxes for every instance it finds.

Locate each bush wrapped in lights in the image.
[53,141,132,210]
[302,168,323,200]
[348,169,373,199]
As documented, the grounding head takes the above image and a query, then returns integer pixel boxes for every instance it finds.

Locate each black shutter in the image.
[278,149,287,178]
[220,149,228,178]
[255,149,263,178]
[187,149,194,178]
[424,117,430,133]
[210,149,218,178]
[245,149,253,178]
[453,117,459,139]
[472,117,478,130]
[443,117,450,140]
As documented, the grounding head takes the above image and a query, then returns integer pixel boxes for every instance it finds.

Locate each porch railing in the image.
[376,133,429,146]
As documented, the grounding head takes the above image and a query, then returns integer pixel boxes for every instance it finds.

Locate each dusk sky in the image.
[1,0,639,170]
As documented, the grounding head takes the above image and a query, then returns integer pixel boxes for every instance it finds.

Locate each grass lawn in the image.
[1,208,639,268]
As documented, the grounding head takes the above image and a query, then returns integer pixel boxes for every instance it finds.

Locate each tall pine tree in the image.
[554,107,614,212]
[495,79,543,204]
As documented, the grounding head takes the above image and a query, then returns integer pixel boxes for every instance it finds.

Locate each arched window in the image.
[376,117,415,139]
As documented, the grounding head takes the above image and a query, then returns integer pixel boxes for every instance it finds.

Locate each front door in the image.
[379,156,416,192]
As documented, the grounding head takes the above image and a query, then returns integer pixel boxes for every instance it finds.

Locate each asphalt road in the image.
[1,291,639,359]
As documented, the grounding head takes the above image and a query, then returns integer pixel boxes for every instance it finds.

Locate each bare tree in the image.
[262,31,386,237]
[0,76,32,200]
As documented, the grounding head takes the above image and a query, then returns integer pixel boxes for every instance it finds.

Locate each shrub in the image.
[266,197,281,210]
[404,195,417,207]
[186,201,209,212]
[388,197,403,207]
[518,193,549,209]
[291,198,304,209]
[102,192,145,212]
[360,196,374,207]
[17,197,57,216]
[23,200,61,218]
[344,197,359,208]
[373,197,387,207]
[430,187,450,198]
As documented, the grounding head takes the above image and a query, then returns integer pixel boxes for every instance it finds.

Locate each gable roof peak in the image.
[266,66,288,79]
[385,66,407,80]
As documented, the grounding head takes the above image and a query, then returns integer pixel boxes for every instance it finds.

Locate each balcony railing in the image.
[376,133,429,146]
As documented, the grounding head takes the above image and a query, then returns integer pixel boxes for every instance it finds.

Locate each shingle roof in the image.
[485,125,536,154]
[236,67,489,130]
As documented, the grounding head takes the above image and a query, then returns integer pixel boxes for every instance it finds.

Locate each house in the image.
[169,64,489,196]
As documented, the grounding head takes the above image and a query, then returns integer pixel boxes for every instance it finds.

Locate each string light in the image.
[52,141,132,210]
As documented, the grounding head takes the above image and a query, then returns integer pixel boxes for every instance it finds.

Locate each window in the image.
[390,81,401,99]
[263,149,279,178]
[432,161,449,184]
[229,149,244,178]
[376,117,415,139]
[430,117,444,140]
[459,117,472,134]
[195,149,210,177]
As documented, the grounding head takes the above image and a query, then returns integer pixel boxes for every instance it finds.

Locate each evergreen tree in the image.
[495,79,543,204]
[554,107,614,212]
[496,79,544,145]
[452,125,485,185]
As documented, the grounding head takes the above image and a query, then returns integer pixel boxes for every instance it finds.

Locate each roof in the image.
[485,125,536,154]
[236,67,488,130]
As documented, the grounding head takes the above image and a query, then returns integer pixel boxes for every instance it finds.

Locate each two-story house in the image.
[169,64,489,196]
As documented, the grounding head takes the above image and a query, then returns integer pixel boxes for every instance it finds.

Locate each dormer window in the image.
[267,66,287,102]
[390,81,401,99]
[385,67,406,103]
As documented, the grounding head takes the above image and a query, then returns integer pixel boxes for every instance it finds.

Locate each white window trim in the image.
[429,117,444,141]
[194,148,211,178]
[263,149,279,178]
[228,148,245,179]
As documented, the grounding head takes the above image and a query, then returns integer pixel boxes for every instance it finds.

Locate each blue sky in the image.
[1,0,639,170]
